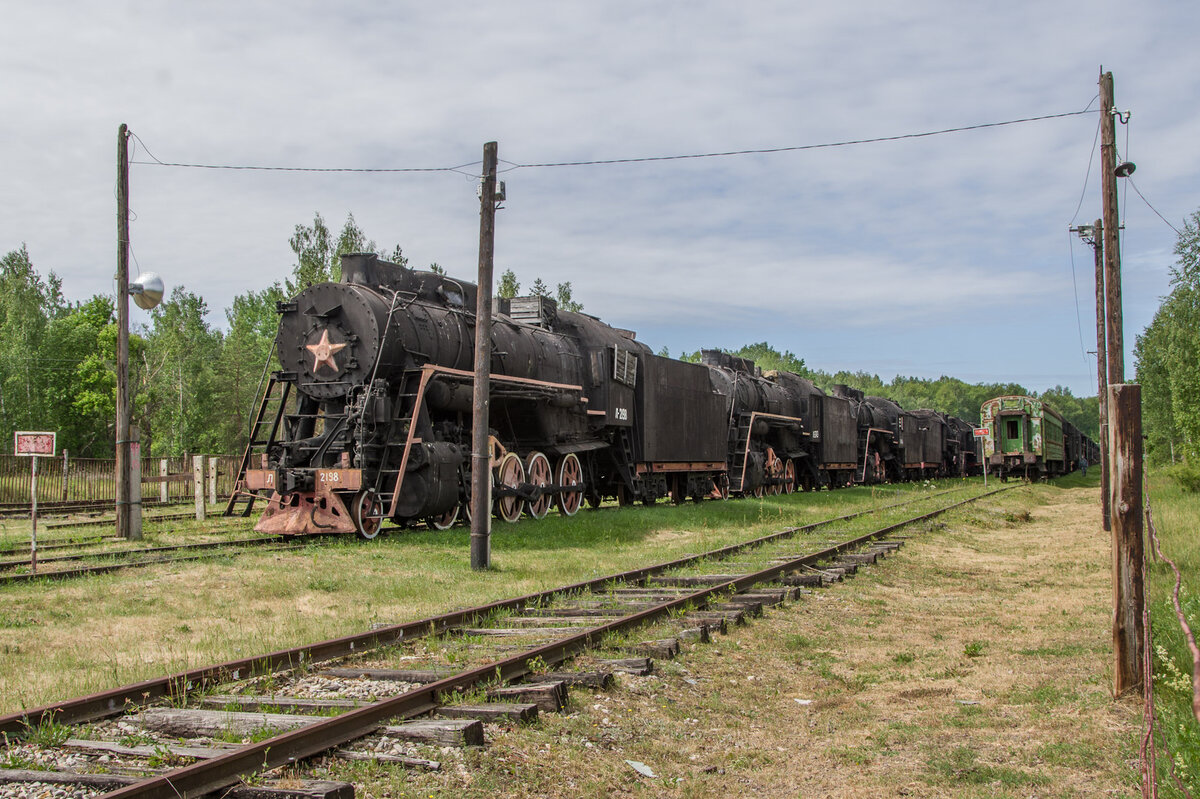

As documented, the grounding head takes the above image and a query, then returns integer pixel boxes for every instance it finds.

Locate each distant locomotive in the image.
[230,255,1089,538]
[980,395,1100,481]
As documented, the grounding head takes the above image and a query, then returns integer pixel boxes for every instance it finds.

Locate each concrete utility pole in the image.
[1100,69,1143,697]
[470,142,499,570]
[1091,220,1111,533]
[115,124,137,540]
[1072,219,1111,531]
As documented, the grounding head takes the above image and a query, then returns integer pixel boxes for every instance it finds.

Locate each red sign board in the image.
[14,431,56,456]
[972,427,990,438]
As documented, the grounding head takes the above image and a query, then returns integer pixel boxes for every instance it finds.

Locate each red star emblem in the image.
[305,329,347,373]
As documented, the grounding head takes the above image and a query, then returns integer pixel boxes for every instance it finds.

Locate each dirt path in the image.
[354,484,1140,798]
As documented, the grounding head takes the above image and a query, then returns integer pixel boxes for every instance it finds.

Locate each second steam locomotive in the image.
[234,254,1090,538]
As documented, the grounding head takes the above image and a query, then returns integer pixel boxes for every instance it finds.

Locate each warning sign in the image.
[14,431,56,456]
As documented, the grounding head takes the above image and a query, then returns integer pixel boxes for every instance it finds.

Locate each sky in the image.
[2,1,1197,397]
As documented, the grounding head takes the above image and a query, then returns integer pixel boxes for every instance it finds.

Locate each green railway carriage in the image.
[980,395,1067,481]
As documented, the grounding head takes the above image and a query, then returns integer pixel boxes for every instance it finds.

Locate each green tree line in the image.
[1135,207,1200,468]
[2,211,1105,458]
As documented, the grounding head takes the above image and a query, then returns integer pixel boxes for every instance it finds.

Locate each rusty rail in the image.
[93,487,1009,799]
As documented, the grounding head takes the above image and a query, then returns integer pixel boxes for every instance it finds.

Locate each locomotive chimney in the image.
[340,252,380,286]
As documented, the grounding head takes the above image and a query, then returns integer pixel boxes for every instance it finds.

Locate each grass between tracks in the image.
[313,476,1142,798]
[0,480,970,713]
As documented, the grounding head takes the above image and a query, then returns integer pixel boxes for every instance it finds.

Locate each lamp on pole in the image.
[115,124,165,541]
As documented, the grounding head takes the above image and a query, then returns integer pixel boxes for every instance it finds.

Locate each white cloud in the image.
[0,0,1196,394]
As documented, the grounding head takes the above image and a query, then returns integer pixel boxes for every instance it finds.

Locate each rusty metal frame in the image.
[737,411,804,492]
[859,427,892,483]
[386,364,591,519]
[635,461,725,475]
[93,486,1008,799]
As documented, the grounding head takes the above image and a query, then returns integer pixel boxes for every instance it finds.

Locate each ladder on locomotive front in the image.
[361,370,427,515]
[223,375,291,517]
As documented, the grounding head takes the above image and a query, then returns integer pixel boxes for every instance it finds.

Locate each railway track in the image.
[0,534,333,586]
[0,485,1009,799]
[0,499,196,520]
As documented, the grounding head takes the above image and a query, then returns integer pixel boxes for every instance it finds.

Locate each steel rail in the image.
[0,485,967,736]
[0,543,310,587]
[97,485,1010,799]
[0,535,291,571]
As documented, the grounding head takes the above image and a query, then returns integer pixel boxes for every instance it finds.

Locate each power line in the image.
[502,108,1097,170]
[130,132,479,175]
[1068,109,1101,226]
[1127,178,1182,236]
[1066,230,1091,367]
[126,108,1096,176]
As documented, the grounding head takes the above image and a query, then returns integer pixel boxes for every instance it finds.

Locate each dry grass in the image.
[325,481,1139,798]
[0,483,964,714]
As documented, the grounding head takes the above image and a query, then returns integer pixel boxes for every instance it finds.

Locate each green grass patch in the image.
[926,745,1049,788]
[1145,468,1200,796]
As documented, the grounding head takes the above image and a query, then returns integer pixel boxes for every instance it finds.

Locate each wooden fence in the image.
[0,454,239,505]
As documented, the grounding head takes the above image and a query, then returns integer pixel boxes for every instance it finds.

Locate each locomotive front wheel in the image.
[524,451,553,519]
[352,490,383,540]
[426,504,459,531]
[555,453,584,517]
[782,460,796,494]
[493,452,526,523]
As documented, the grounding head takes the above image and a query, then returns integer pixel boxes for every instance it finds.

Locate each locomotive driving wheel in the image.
[523,451,553,519]
[352,489,383,540]
[493,451,526,523]
[555,453,584,516]
[782,459,796,494]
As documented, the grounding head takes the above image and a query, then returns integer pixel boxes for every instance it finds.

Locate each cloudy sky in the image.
[2,1,1196,396]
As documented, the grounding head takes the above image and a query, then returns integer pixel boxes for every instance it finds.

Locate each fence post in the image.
[160,459,168,503]
[61,450,69,502]
[208,457,218,505]
[193,454,205,521]
[129,429,142,540]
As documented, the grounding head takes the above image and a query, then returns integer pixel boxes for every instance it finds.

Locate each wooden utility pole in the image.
[470,142,498,570]
[1100,70,1143,696]
[1109,383,1144,695]
[1100,71,1124,387]
[1090,219,1111,531]
[116,124,136,540]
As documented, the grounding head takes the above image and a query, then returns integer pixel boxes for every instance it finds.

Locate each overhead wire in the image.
[1068,103,1102,226]
[1066,231,1092,368]
[126,108,1097,176]
[502,109,1096,170]
[132,130,482,176]
[1127,179,1182,236]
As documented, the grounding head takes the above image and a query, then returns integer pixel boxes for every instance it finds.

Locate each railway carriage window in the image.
[1006,420,1019,440]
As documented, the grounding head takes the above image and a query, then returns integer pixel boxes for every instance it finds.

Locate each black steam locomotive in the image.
[234,254,992,538]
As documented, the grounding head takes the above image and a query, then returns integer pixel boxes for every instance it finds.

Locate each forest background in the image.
[5,208,1194,464]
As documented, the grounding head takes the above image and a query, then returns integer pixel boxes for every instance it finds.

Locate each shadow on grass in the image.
[370,484,910,555]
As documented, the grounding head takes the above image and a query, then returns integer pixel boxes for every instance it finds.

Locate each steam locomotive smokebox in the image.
[634,354,727,463]
[277,282,407,400]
